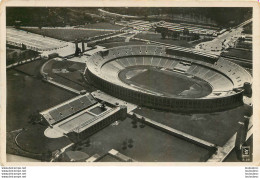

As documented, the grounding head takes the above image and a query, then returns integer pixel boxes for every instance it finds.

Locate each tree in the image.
[161,31,167,39]
[192,33,200,40]
[131,114,138,128]
[140,117,146,128]
[128,142,133,148]
[122,140,127,150]
[183,28,189,35]
[172,31,180,39]
[22,43,27,50]
[128,139,133,144]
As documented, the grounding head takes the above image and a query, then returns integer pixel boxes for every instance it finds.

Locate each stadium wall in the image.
[86,69,244,113]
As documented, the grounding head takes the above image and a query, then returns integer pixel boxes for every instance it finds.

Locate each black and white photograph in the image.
[1,2,258,164]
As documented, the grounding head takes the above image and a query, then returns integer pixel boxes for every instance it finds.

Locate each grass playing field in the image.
[119,66,212,98]
[131,68,194,94]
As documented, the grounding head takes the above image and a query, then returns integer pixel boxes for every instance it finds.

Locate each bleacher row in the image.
[45,95,97,125]
[87,45,251,98]
[101,57,234,93]
[186,65,233,92]
[6,28,68,51]
[214,58,251,87]
[92,45,216,70]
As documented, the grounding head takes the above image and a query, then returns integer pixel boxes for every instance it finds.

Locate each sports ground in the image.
[5,8,253,162]
[119,66,212,98]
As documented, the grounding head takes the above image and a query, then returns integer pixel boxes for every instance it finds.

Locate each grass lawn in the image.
[16,124,72,154]
[83,22,123,30]
[130,68,195,95]
[14,59,47,77]
[222,48,252,61]
[6,130,43,160]
[7,69,76,132]
[100,41,146,49]
[42,59,96,92]
[71,117,211,162]
[133,104,250,147]
[135,33,195,48]
[119,66,212,98]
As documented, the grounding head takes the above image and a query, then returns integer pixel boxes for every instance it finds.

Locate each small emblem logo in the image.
[241,146,251,162]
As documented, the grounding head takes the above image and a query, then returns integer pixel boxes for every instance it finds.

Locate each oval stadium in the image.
[6,7,254,163]
[85,45,252,113]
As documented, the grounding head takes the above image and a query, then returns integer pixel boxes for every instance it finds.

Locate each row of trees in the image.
[7,7,106,28]
[155,27,200,40]
[6,48,39,65]
[104,7,252,27]
[7,7,252,28]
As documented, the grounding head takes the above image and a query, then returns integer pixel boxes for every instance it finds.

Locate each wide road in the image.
[195,19,252,55]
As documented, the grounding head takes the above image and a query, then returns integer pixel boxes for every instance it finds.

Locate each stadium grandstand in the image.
[85,45,251,113]
[40,94,98,125]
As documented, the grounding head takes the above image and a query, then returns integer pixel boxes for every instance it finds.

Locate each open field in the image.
[68,117,211,162]
[100,41,146,48]
[135,33,195,48]
[16,124,72,154]
[7,130,43,160]
[133,105,249,146]
[236,41,252,50]
[222,48,252,61]
[42,59,96,92]
[7,68,76,132]
[14,59,46,77]
[83,22,123,30]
